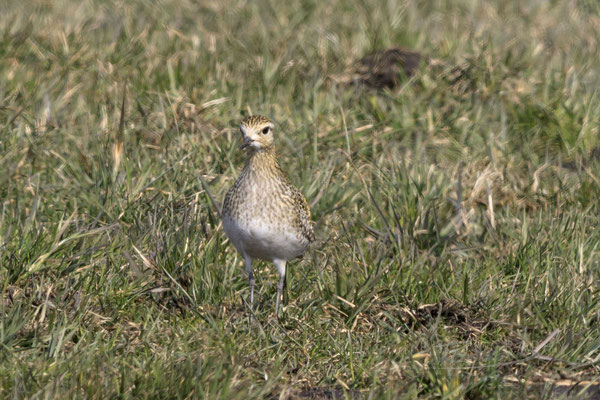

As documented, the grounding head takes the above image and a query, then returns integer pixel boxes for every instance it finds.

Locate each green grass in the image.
[2,0,600,398]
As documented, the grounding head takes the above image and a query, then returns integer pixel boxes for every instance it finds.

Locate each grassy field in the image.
[2,0,600,398]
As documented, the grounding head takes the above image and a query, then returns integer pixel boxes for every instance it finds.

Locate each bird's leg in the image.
[275,275,284,315]
[282,267,288,305]
[273,259,287,315]
[244,255,254,310]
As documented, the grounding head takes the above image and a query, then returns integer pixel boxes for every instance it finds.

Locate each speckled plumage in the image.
[222,116,314,314]
[240,115,272,128]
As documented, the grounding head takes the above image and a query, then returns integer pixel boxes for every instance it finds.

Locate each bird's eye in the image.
[262,126,270,135]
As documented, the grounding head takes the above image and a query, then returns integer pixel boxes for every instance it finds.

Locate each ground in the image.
[1,0,600,398]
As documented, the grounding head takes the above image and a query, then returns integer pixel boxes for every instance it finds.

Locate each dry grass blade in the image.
[112,83,127,181]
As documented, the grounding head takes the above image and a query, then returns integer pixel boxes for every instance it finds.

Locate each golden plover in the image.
[222,115,315,314]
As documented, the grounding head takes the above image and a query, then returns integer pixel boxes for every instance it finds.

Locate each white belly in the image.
[222,215,307,261]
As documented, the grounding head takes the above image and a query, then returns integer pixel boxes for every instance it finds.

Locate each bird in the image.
[221,115,315,315]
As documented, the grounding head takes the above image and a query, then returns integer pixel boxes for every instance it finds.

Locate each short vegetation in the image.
[1,0,599,398]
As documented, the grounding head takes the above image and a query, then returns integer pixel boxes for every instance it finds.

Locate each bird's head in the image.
[239,115,275,152]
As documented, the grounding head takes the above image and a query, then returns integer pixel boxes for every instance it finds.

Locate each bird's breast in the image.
[223,214,308,261]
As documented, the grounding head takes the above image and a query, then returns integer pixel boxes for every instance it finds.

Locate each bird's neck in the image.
[244,147,280,175]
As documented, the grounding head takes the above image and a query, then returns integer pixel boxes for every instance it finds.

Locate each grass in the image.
[1,0,600,398]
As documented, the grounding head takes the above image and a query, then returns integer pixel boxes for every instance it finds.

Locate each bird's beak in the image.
[240,139,253,150]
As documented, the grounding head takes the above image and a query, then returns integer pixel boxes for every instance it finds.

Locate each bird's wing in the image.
[291,186,315,243]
